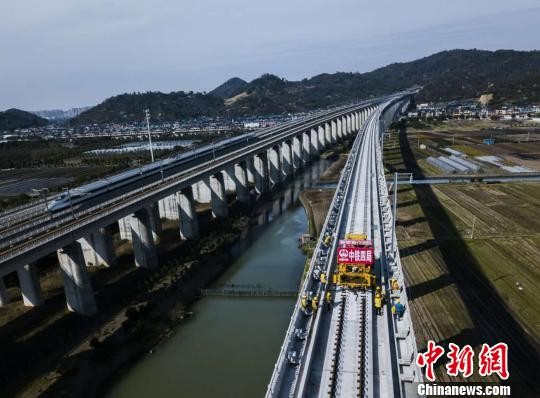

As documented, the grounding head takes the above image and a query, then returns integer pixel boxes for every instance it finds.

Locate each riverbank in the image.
[319,153,348,183]
[298,189,335,237]
[19,214,252,397]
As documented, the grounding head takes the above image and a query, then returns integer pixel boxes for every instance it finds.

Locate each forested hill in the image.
[0,109,48,131]
[73,49,540,124]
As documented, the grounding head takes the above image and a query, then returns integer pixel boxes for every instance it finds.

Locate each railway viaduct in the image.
[0,99,401,316]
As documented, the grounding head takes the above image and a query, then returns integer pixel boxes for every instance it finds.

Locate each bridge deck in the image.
[266,98,422,398]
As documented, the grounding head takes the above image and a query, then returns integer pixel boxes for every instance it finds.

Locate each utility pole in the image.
[470,215,476,239]
[145,109,155,162]
[64,188,75,220]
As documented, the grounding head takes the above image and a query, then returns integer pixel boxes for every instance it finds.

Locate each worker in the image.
[320,272,327,284]
[312,295,319,313]
[300,293,308,311]
[374,287,383,315]
[390,278,400,292]
[325,291,332,310]
[323,234,332,246]
[391,299,406,319]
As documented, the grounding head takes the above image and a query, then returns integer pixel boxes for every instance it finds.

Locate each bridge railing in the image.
[375,105,423,391]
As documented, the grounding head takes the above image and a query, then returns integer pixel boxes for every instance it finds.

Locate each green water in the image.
[108,162,328,398]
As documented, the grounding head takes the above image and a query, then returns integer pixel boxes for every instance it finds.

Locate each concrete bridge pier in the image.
[148,203,162,244]
[17,264,44,307]
[192,180,211,203]
[0,277,9,306]
[321,123,332,147]
[130,208,159,268]
[119,215,132,241]
[233,162,250,204]
[79,227,117,268]
[158,194,179,220]
[268,146,282,188]
[254,152,270,194]
[310,128,319,156]
[332,119,339,141]
[222,167,237,193]
[247,158,256,185]
[318,125,326,149]
[302,132,311,165]
[292,136,302,171]
[337,118,343,139]
[209,173,229,217]
[57,241,97,316]
[178,186,200,240]
[281,141,293,180]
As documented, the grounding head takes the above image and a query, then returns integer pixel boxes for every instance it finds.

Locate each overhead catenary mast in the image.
[145,109,155,162]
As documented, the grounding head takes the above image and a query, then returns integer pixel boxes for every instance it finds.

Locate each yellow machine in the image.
[335,232,375,289]
[345,232,368,240]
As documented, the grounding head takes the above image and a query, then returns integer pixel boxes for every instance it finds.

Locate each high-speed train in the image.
[46,133,256,212]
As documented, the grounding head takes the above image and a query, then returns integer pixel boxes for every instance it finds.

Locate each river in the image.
[107,159,329,397]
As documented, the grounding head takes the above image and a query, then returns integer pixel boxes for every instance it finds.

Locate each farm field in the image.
[0,167,113,210]
[400,119,540,175]
[384,126,540,392]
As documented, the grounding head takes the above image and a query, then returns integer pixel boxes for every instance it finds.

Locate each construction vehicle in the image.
[335,232,375,289]
[345,232,368,240]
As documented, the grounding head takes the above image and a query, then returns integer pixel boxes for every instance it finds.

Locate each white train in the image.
[47,133,255,212]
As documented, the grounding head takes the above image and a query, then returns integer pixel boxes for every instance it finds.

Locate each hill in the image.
[72,49,540,124]
[209,77,247,99]
[0,109,48,131]
[74,92,223,125]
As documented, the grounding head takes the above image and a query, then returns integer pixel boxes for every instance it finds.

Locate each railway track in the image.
[267,97,422,398]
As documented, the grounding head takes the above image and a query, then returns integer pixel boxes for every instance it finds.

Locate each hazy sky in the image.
[1,0,539,111]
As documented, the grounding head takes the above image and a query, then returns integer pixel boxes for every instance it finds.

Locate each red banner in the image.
[337,247,374,265]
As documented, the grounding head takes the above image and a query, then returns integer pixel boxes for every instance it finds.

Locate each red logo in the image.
[336,247,374,264]
[446,343,474,378]
[416,341,445,382]
[416,341,510,381]
[478,343,509,380]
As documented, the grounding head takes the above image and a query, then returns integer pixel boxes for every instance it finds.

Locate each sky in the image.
[0,0,539,111]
